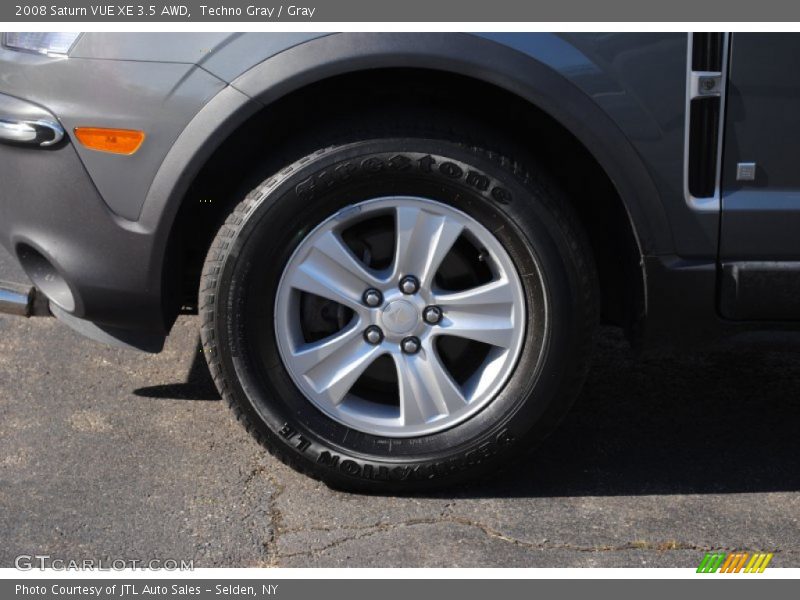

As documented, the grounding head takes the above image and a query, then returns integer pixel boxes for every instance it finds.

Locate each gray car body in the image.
[0,32,796,351]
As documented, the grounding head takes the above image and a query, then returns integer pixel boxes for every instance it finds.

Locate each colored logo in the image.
[697,552,774,573]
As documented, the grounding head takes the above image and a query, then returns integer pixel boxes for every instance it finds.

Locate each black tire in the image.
[200,131,598,493]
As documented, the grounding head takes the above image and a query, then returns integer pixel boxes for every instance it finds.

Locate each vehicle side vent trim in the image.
[691,32,724,71]
[683,33,730,212]
[688,97,720,199]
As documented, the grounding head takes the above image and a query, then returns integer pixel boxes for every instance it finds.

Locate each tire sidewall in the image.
[211,139,586,488]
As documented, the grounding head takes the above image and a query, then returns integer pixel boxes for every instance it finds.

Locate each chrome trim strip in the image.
[683,33,731,212]
[0,117,65,147]
[0,118,37,143]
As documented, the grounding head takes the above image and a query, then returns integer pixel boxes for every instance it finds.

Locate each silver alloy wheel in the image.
[274,196,528,437]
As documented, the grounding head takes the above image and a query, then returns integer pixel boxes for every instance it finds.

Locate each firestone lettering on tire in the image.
[295,154,513,206]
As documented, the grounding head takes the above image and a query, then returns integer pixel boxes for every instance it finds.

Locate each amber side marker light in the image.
[73,127,145,155]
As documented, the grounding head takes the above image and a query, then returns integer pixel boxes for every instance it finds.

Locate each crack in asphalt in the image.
[260,470,287,567]
[240,461,284,565]
[268,516,746,562]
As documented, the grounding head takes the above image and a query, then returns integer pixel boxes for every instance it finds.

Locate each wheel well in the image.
[168,68,644,335]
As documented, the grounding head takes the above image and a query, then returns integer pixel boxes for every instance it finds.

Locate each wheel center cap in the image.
[380,299,419,335]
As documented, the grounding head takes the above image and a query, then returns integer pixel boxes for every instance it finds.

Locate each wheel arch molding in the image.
[146,32,670,326]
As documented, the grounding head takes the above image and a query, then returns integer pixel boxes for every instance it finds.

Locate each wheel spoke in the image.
[290,320,362,375]
[436,312,516,348]
[434,278,516,308]
[433,279,518,348]
[287,230,381,310]
[394,346,467,426]
[393,205,463,287]
[298,326,383,406]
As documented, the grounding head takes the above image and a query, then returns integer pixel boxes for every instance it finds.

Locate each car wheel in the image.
[200,134,598,492]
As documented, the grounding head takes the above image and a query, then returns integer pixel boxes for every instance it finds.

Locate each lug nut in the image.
[364,326,384,345]
[423,305,443,325]
[399,275,419,295]
[363,288,383,307]
[401,336,421,354]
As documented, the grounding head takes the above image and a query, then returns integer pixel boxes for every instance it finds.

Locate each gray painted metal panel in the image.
[719,33,800,320]
[69,32,232,62]
[721,33,800,261]
[196,32,327,82]
[70,32,327,83]
[0,47,226,221]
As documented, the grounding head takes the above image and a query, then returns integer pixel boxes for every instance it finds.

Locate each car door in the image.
[719,33,800,320]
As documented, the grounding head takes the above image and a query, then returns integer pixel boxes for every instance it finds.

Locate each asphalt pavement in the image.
[1,247,799,568]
